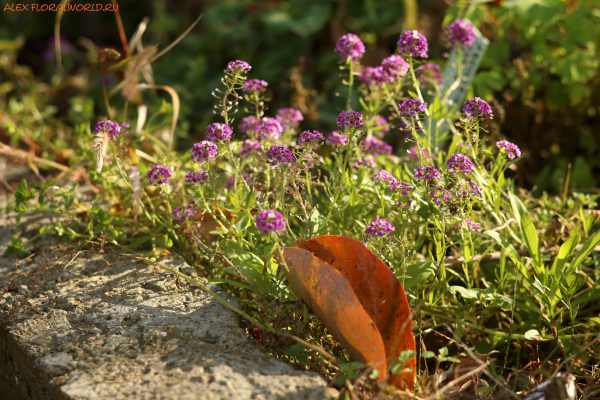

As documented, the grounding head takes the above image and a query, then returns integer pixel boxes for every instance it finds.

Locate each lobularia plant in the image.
[10,17,600,395]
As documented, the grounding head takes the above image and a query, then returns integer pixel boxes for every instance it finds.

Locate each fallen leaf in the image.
[295,236,416,390]
[282,247,388,380]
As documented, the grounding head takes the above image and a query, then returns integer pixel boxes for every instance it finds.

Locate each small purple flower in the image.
[172,204,196,222]
[226,174,250,189]
[303,150,324,168]
[417,64,443,86]
[256,117,283,140]
[465,219,483,232]
[429,185,451,205]
[191,141,218,163]
[255,209,286,234]
[298,130,324,147]
[335,33,365,62]
[397,197,414,210]
[242,79,268,94]
[276,108,303,130]
[398,98,427,118]
[265,144,295,167]
[239,116,259,135]
[497,140,521,160]
[325,131,349,146]
[398,30,429,58]
[366,218,395,237]
[226,60,252,74]
[372,115,390,138]
[360,66,385,87]
[463,97,493,120]
[146,165,172,186]
[362,137,392,157]
[381,55,409,82]
[445,19,476,48]
[390,180,415,198]
[239,139,262,157]
[446,153,474,176]
[184,170,209,184]
[337,111,365,129]
[414,166,440,181]
[94,120,124,138]
[353,156,377,168]
[372,170,395,183]
[205,123,233,142]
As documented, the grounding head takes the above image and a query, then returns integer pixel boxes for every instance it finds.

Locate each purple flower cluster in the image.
[373,115,390,137]
[226,174,250,189]
[393,181,416,210]
[335,33,365,62]
[337,111,364,129]
[366,218,395,237]
[456,180,482,198]
[146,165,172,186]
[465,219,483,232]
[242,79,268,93]
[239,139,262,157]
[265,144,295,166]
[496,140,521,159]
[94,120,127,138]
[418,64,443,85]
[372,170,395,183]
[381,55,409,81]
[276,108,303,130]
[446,153,474,176]
[172,204,195,222]
[205,123,233,142]
[398,98,427,118]
[463,97,493,120]
[303,150,324,168]
[256,117,283,140]
[325,131,349,146]
[429,185,451,206]
[255,209,286,234]
[398,30,429,58]
[184,170,209,184]
[445,19,476,48]
[298,130,323,147]
[362,137,392,157]
[191,141,218,163]
[353,156,377,168]
[414,166,440,181]
[239,116,258,135]
[360,66,385,87]
[226,60,252,74]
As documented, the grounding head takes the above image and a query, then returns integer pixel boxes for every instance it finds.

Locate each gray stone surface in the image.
[0,195,338,400]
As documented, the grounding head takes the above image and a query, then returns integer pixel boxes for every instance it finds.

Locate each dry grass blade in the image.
[93,131,110,173]
[53,0,71,74]
[128,17,149,50]
[127,84,180,150]
[0,142,70,173]
[149,13,203,64]
[136,104,147,133]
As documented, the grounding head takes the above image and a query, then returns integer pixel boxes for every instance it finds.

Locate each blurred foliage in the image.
[0,0,599,193]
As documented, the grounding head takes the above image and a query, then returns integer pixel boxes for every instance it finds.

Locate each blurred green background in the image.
[1,0,599,194]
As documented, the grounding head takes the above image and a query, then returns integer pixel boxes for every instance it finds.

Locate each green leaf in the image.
[448,286,479,299]
[550,234,580,277]
[14,179,35,208]
[396,261,435,289]
[445,357,461,363]
[484,230,531,283]
[408,90,419,99]
[4,234,25,258]
[421,351,436,358]
[509,193,542,272]
[235,214,250,231]
[524,329,543,341]
[155,235,173,248]
[567,229,600,275]
[208,278,253,291]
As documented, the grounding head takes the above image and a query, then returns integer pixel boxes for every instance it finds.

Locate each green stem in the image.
[411,118,425,167]
[409,56,429,117]
[346,59,354,111]
[279,167,297,240]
